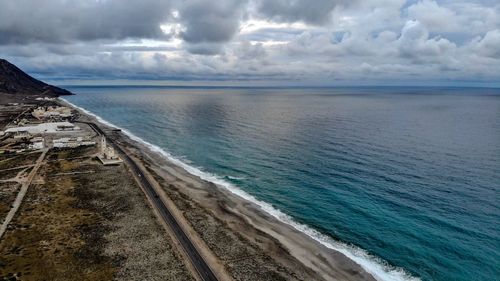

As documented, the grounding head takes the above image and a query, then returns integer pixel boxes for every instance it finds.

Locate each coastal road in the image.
[82,121,219,281]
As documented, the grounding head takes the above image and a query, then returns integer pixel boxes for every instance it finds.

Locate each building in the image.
[35,97,56,101]
[11,129,31,139]
[56,123,79,131]
[53,137,95,148]
[4,122,81,135]
[29,137,44,150]
[97,137,123,165]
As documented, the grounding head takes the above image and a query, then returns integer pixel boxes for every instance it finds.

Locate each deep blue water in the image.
[64,86,500,281]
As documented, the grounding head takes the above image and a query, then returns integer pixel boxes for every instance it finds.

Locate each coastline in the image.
[60,97,418,281]
[0,95,195,280]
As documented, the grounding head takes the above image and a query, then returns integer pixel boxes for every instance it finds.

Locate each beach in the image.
[60,98,379,281]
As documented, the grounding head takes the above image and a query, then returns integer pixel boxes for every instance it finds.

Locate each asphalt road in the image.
[83,121,219,281]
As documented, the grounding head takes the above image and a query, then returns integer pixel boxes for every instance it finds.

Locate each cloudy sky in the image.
[1,0,499,86]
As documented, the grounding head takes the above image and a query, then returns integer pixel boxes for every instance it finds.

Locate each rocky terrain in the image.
[0,59,72,97]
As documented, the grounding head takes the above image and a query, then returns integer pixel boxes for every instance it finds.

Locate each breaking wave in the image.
[61,98,420,281]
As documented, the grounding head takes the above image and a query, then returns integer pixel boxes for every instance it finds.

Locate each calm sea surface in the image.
[65,86,500,281]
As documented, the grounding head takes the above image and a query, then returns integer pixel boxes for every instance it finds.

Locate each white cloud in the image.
[469,29,500,58]
[407,0,500,36]
[398,20,456,60]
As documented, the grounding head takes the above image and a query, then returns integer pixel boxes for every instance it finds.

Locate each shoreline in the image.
[60,97,419,281]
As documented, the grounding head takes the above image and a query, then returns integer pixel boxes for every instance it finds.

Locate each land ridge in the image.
[0,58,72,97]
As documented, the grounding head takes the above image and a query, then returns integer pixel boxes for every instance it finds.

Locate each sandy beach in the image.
[62,98,378,281]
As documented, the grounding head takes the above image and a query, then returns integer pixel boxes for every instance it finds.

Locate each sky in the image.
[0,0,499,86]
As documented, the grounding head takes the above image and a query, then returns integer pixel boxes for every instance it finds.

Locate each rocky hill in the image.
[0,59,72,96]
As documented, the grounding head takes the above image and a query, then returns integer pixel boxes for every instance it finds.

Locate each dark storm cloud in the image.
[179,0,247,44]
[0,0,172,44]
[185,43,225,55]
[256,0,350,25]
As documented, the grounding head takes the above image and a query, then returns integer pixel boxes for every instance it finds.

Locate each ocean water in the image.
[64,86,500,281]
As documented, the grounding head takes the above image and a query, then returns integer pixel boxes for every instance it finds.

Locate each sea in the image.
[63,86,500,281]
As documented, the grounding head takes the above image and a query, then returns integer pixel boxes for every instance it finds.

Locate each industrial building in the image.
[3,122,80,135]
[53,137,96,148]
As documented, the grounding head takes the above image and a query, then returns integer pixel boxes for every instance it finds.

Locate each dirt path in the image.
[0,148,47,239]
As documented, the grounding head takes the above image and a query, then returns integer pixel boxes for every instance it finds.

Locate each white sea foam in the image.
[61,98,421,281]
[226,175,246,180]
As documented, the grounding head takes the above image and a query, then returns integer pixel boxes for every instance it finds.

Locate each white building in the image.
[5,122,81,135]
[53,137,95,148]
[35,97,56,101]
[29,137,44,150]
[97,137,122,165]
[11,130,31,139]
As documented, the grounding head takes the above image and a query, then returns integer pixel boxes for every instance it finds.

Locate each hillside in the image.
[0,59,72,96]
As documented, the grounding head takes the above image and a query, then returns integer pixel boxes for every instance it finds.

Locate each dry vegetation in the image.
[0,146,192,280]
[0,153,41,171]
[0,153,38,223]
[0,183,19,222]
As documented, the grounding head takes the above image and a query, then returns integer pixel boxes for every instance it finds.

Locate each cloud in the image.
[0,0,498,85]
[235,41,267,60]
[398,20,456,61]
[406,0,499,37]
[255,0,350,25]
[0,0,173,44]
[469,29,500,58]
[179,0,247,43]
[184,42,225,55]
[179,0,247,54]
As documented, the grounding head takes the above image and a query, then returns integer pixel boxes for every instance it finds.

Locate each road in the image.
[0,149,48,239]
[83,121,219,281]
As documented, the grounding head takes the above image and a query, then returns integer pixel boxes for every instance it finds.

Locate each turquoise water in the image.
[65,86,500,281]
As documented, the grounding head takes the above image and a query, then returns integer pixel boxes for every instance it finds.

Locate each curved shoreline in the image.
[61,97,420,281]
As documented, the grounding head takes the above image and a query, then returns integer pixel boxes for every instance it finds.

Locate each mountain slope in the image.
[0,59,72,96]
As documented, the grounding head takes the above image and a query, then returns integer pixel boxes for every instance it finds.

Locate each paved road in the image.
[83,122,219,281]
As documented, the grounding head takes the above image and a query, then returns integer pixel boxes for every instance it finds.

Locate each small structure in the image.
[53,137,96,148]
[4,122,80,135]
[35,97,56,101]
[29,137,44,150]
[56,123,78,131]
[97,137,122,165]
[11,129,31,140]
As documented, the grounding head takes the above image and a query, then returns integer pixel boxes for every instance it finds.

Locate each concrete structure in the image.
[53,137,95,148]
[35,97,56,101]
[12,130,31,139]
[97,137,123,165]
[4,122,80,135]
[32,106,72,120]
[29,137,44,150]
